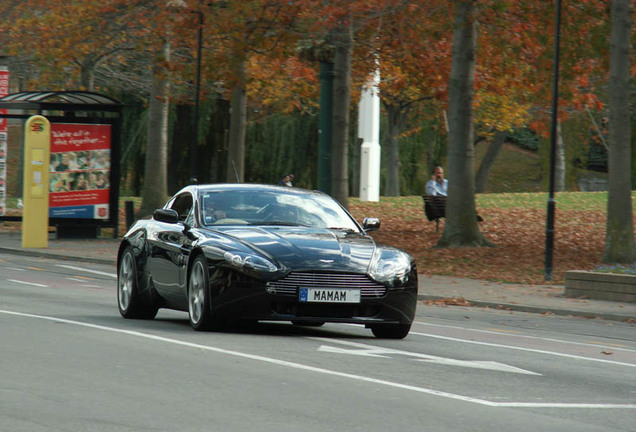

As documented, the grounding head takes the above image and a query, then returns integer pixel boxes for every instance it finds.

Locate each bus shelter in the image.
[0,91,123,238]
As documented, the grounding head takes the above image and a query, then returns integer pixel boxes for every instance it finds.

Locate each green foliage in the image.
[475,139,544,193]
[506,128,539,152]
[245,112,319,188]
[118,94,148,196]
[376,104,447,197]
[394,118,447,196]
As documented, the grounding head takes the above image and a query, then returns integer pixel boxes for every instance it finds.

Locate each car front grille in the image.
[266,272,387,298]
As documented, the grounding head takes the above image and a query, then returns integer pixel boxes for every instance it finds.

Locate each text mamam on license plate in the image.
[299,288,361,303]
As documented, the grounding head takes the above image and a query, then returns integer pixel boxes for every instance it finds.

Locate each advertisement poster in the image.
[49,123,111,219]
[0,66,8,216]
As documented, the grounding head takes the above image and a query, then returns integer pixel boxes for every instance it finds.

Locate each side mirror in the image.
[153,208,179,224]
[362,217,380,232]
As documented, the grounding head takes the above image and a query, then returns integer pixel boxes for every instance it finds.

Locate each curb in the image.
[0,246,116,266]
[417,295,635,323]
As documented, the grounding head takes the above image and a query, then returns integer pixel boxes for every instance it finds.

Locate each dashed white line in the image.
[56,264,116,278]
[409,331,636,368]
[414,321,636,353]
[0,309,634,410]
[7,279,49,288]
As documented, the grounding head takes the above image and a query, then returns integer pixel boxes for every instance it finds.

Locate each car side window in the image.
[168,193,193,222]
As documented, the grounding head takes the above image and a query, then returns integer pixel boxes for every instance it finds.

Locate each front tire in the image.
[118,246,158,319]
[188,255,217,331]
[371,323,411,339]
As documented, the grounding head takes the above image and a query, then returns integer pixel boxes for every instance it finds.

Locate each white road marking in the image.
[410,331,636,368]
[414,321,636,353]
[318,345,392,358]
[316,339,540,375]
[7,279,49,288]
[1,309,634,409]
[417,358,539,375]
[8,267,26,272]
[56,264,116,278]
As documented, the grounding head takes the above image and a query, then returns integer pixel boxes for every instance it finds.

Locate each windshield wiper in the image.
[252,221,304,226]
[328,227,358,233]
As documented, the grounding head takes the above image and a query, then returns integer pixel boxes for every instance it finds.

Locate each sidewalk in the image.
[1,231,634,322]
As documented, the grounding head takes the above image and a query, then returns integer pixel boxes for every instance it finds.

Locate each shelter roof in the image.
[0,91,122,112]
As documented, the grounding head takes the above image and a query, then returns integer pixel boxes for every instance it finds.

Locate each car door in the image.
[148,192,194,307]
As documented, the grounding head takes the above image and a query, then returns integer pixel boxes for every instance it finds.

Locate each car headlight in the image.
[368,248,412,285]
[223,251,278,273]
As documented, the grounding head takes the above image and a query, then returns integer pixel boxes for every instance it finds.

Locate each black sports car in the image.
[117,184,418,339]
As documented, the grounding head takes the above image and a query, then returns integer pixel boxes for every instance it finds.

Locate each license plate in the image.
[299,288,361,303]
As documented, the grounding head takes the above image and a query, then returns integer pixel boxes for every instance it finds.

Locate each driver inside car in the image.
[203,199,226,224]
[267,204,298,224]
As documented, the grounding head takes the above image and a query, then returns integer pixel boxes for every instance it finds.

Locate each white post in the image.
[358,69,381,202]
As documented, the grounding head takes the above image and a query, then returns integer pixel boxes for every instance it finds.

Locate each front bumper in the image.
[208,270,418,325]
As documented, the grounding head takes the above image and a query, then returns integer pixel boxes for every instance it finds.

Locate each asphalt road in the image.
[1,253,635,432]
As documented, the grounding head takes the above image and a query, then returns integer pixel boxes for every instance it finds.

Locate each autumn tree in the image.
[373,2,452,196]
[2,1,192,216]
[603,0,635,263]
[190,0,301,183]
[138,31,172,217]
[134,1,190,216]
[470,2,547,193]
[437,0,491,248]
[293,0,421,205]
[1,0,154,91]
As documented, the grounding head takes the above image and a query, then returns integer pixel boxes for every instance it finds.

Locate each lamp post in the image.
[544,0,562,281]
[190,2,203,184]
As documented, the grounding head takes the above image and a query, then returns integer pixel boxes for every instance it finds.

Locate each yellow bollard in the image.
[22,115,51,248]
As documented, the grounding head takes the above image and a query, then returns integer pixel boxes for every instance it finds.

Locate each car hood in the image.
[212,226,377,273]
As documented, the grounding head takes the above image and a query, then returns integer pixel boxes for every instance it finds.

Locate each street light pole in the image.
[190,2,203,184]
[544,0,562,281]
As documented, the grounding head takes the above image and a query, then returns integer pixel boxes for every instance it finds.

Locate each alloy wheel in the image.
[189,260,206,325]
[118,251,133,311]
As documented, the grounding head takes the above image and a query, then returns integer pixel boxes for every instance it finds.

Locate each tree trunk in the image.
[603,0,635,263]
[475,131,505,193]
[169,104,193,193]
[331,23,353,209]
[206,97,229,183]
[384,103,406,197]
[555,121,566,192]
[79,55,96,91]
[226,59,247,183]
[351,137,360,197]
[437,0,492,248]
[138,40,170,218]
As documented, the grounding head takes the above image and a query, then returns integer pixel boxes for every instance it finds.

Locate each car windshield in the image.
[199,189,360,231]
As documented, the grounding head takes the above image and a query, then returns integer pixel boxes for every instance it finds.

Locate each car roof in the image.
[179,183,327,198]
